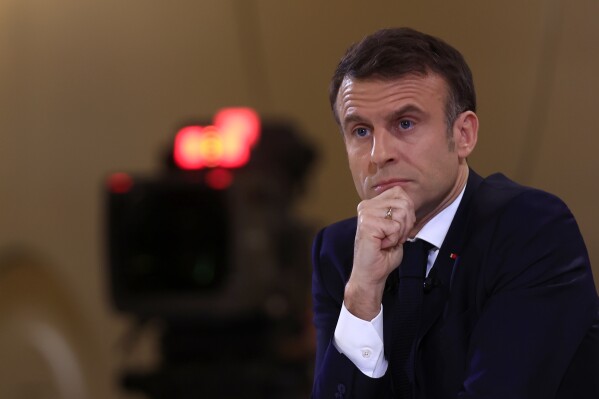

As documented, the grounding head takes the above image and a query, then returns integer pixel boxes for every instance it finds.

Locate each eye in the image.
[353,126,371,138]
[398,119,414,130]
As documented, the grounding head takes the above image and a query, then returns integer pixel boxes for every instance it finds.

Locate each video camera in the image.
[106,108,316,322]
[104,109,317,397]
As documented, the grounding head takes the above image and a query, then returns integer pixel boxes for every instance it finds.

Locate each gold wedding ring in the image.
[385,207,393,220]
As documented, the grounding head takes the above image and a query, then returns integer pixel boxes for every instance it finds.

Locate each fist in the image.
[344,186,416,320]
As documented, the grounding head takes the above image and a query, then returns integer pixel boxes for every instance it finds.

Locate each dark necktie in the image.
[392,239,432,398]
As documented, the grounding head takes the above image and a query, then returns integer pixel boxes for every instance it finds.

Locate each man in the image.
[311,27,599,398]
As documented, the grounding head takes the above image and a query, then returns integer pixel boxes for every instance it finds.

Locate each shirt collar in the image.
[414,184,466,250]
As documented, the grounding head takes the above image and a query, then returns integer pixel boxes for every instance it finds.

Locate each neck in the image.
[409,165,469,237]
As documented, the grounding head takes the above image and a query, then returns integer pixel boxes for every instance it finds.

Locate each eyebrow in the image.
[341,114,367,132]
[341,104,425,131]
[388,104,425,121]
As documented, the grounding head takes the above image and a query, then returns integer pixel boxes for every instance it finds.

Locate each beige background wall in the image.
[0,0,597,397]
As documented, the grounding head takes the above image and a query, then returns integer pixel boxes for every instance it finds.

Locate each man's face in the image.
[336,74,473,221]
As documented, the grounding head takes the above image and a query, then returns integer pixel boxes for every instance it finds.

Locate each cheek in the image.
[427,153,460,189]
[346,143,363,166]
[346,152,369,197]
[347,148,370,174]
[347,157,364,183]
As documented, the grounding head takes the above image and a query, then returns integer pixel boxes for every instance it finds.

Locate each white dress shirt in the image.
[333,186,466,377]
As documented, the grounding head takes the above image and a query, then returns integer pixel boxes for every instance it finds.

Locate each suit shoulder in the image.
[470,173,586,266]
[466,173,592,300]
[474,173,571,220]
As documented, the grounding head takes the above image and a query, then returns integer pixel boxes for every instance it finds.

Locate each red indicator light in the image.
[173,107,260,170]
[205,168,233,190]
[174,126,225,169]
[108,172,133,193]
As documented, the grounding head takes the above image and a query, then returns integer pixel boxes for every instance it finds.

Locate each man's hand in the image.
[344,186,416,320]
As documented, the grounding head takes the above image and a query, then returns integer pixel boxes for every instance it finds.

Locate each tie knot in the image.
[398,239,432,279]
[409,238,433,253]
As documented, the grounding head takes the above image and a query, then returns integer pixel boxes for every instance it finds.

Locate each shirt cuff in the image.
[333,302,388,378]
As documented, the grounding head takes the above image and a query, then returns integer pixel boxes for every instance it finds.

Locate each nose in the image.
[370,130,396,168]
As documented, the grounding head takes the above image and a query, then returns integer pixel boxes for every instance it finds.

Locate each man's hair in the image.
[329,27,476,129]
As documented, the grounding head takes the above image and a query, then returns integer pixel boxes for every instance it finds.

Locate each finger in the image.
[358,197,414,220]
[372,185,411,201]
[357,210,400,239]
[387,199,415,239]
[369,217,404,250]
[384,206,393,220]
[358,207,414,242]
[381,222,402,249]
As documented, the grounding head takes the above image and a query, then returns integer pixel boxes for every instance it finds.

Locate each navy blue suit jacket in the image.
[311,171,599,398]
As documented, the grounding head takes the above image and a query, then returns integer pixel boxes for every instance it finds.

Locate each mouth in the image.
[372,179,412,194]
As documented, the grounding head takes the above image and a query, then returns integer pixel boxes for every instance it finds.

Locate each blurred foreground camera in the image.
[105,109,316,398]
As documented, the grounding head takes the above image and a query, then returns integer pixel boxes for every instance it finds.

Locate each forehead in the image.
[335,74,449,124]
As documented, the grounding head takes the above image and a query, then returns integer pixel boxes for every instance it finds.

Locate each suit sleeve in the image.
[311,226,392,398]
[458,190,598,398]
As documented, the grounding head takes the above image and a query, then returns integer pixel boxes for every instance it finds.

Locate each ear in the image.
[453,111,478,158]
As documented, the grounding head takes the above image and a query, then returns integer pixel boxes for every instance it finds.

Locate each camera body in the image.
[106,122,316,322]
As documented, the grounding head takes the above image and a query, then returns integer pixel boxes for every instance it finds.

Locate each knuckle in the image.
[357,201,366,212]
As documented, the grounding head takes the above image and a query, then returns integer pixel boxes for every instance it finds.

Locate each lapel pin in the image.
[450,253,458,260]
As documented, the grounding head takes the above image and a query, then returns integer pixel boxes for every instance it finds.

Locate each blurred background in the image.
[0,0,597,398]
